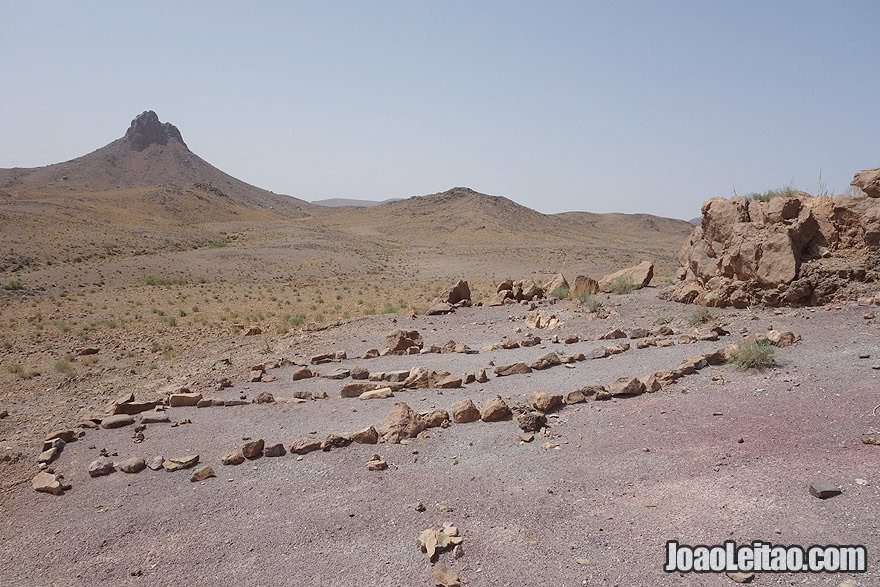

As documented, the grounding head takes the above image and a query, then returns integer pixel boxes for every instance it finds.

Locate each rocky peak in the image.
[123,110,187,152]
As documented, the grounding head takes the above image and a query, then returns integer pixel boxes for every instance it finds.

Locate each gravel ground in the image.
[1,289,878,586]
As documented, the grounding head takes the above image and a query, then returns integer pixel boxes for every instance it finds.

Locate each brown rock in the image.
[451,399,481,423]
[367,457,389,471]
[101,414,135,429]
[340,381,401,398]
[431,564,461,587]
[571,275,599,297]
[350,366,370,380]
[598,260,654,292]
[242,439,265,459]
[190,466,215,482]
[607,377,646,397]
[421,409,450,429]
[221,450,245,465]
[168,392,202,407]
[517,410,547,432]
[255,391,275,404]
[543,273,569,296]
[531,352,562,370]
[359,387,393,400]
[565,389,587,404]
[767,330,796,347]
[289,439,322,455]
[437,279,471,305]
[494,362,531,377]
[361,348,380,359]
[381,402,427,443]
[291,367,314,381]
[350,426,379,444]
[321,435,351,451]
[118,456,146,473]
[600,328,627,340]
[32,472,63,495]
[264,443,286,457]
[531,391,563,412]
[384,329,424,353]
[480,396,512,421]
[45,429,76,443]
[852,166,880,198]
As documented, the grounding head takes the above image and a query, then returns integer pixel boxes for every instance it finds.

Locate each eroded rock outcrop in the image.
[662,180,880,307]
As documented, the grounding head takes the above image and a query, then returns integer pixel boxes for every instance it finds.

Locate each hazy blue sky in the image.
[2,1,879,219]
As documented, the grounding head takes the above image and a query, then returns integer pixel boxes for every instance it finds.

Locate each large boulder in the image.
[383,329,423,354]
[380,402,426,443]
[571,275,598,298]
[663,187,880,307]
[852,166,880,198]
[437,280,471,305]
[543,274,569,296]
[598,261,654,292]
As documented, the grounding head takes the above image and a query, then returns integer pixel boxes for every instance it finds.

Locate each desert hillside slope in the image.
[0,110,310,213]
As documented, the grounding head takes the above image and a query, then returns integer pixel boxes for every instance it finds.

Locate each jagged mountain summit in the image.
[124,110,187,152]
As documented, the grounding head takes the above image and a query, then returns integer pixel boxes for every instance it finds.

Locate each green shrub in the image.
[208,241,227,248]
[382,304,397,314]
[577,292,601,312]
[607,275,638,295]
[550,286,570,299]
[728,339,775,370]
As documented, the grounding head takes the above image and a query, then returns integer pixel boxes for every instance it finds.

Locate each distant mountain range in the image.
[311,197,403,207]
[0,111,696,274]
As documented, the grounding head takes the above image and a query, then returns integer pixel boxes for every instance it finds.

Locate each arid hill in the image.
[0,111,314,270]
[312,186,694,281]
[0,110,309,213]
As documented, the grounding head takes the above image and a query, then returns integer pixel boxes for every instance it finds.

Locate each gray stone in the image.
[88,457,115,477]
[118,456,146,474]
[809,480,841,499]
[264,443,286,457]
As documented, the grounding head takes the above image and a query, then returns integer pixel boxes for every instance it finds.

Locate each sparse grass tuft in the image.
[728,339,775,370]
[382,304,397,314]
[2,280,24,291]
[686,306,714,326]
[577,292,601,312]
[746,185,798,202]
[208,241,228,248]
[55,359,75,377]
[607,275,638,295]
[143,275,187,287]
[550,286,570,299]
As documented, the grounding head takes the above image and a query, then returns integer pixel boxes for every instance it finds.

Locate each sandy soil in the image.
[1,289,877,586]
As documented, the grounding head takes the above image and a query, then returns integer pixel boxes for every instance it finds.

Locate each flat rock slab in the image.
[809,480,842,499]
[162,455,199,472]
[101,414,134,429]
